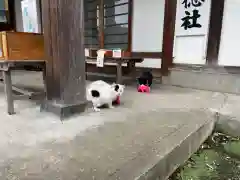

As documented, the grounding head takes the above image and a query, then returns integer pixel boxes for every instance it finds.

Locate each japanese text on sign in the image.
[181,0,205,30]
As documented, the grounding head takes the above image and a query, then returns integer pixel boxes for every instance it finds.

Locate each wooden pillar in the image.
[206,0,225,65]
[41,0,87,120]
[161,0,177,76]
[127,0,133,52]
[99,0,104,48]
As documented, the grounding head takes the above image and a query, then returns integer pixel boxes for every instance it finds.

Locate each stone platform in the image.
[0,71,237,180]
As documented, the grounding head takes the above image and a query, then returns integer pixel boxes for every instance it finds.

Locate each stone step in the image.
[0,109,215,180]
[0,77,223,180]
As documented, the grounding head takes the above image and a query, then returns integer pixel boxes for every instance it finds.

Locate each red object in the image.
[113,96,120,105]
[115,96,120,104]
[137,84,150,93]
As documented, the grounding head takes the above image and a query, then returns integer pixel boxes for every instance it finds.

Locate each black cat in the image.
[137,70,153,87]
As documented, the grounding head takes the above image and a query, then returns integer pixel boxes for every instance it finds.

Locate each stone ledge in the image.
[215,114,240,137]
[162,69,240,94]
[136,112,215,180]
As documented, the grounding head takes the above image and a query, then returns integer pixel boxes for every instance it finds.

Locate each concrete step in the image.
[0,76,223,179]
[0,109,215,180]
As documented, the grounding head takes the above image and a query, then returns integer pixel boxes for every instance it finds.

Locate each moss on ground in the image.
[224,141,240,159]
[169,132,240,180]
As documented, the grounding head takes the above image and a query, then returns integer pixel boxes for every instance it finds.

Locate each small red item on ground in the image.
[137,84,150,93]
[112,96,120,105]
[115,96,120,104]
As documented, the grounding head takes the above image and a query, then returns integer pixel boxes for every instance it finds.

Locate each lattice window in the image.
[0,0,15,31]
[0,0,8,23]
[84,0,130,50]
[103,0,129,50]
[84,0,100,48]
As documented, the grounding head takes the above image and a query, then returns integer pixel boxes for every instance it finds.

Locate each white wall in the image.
[173,0,211,64]
[132,0,165,68]
[218,0,240,66]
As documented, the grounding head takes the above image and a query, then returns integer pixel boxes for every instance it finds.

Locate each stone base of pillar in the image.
[41,100,87,120]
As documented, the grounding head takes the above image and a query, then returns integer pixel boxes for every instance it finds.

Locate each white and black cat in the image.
[86,80,125,112]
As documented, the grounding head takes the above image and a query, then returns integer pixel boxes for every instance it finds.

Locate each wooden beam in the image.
[206,0,225,65]
[41,0,87,120]
[38,0,43,33]
[86,63,162,77]
[99,0,104,48]
[131,52,162,59]
[128,0,133,52]
[161,0,177,76]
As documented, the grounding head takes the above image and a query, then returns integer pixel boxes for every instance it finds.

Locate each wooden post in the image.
[161,0,177,76]
[99,0,104,48]
[41,0,87,120]
[206,0,225,65]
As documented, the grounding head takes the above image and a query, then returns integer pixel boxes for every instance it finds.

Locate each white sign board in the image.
[21,0,41,33]
[96,50,105,67]
[173,0,211,64]
[84,48,89,57]
[175,0,211,36]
